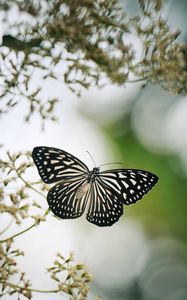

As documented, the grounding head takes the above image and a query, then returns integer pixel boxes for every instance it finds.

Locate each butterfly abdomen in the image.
[76,183,90,200]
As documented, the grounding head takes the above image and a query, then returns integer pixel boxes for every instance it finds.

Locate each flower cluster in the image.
[0,0,186,123]
[47,251,97,300]
[0,151,47,225]
[132,0,187,94]
[0,239,32,299]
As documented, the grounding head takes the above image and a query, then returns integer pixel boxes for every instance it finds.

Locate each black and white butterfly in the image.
[32,146,159,227]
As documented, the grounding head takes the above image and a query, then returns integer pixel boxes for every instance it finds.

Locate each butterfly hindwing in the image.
[86,179,124,226]
[32,146,89,184]
[47,177,89,219]
[98,169,158,205]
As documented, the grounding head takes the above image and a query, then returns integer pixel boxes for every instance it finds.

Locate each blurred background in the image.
[1,0,187,299]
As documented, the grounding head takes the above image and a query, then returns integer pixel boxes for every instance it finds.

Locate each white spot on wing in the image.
[119,173,127,179]
[130,179,137,185]
[54,165,63,170]
[122,181,129,189]
[51,160,60,164]
[64,160,73,165]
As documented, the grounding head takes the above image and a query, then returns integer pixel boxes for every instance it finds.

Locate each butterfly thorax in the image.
[87,167,100,183]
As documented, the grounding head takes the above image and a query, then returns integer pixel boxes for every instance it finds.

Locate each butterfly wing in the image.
[86,178,123,227]
[47,178,89,219]
[98,169,158,205]
[32,146,89,183]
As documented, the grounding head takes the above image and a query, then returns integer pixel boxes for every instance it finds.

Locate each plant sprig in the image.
[0,0,186,124]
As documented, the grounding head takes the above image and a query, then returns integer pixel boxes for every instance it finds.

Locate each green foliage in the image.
[0,151,101,300]
[0,0,186,123]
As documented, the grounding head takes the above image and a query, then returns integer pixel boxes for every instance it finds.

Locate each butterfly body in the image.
[87,167,100,183]
[32,146,159,227]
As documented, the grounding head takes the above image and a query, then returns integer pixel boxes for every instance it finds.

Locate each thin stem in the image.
[0,209,50,243]
[0,218,14,235]
[0,224,36,243]
[17,171,46,199]
[10,157,46,199]
[127,77,147,83]
[1,280,63,294]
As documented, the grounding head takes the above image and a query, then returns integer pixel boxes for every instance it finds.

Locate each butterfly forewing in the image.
[98,169,158,205]
[86,179,123,226]
[32,146,89,183]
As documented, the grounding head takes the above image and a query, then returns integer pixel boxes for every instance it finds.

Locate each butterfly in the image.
[32,146,159,227]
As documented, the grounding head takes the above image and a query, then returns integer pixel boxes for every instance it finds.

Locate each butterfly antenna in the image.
[86,151,96,167]
[99,162,123,168]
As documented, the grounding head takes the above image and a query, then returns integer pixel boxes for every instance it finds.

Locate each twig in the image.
[0,209,50,243]
[127,77,147,83]
[1,280,64,294]
[0,218,14,235]
[16,170,46,199]
[0,223,36,243]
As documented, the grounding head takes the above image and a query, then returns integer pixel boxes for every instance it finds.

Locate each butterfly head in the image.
[93,167,100,174]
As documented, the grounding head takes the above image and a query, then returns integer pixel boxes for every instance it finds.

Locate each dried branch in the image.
[0,0,186,124]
